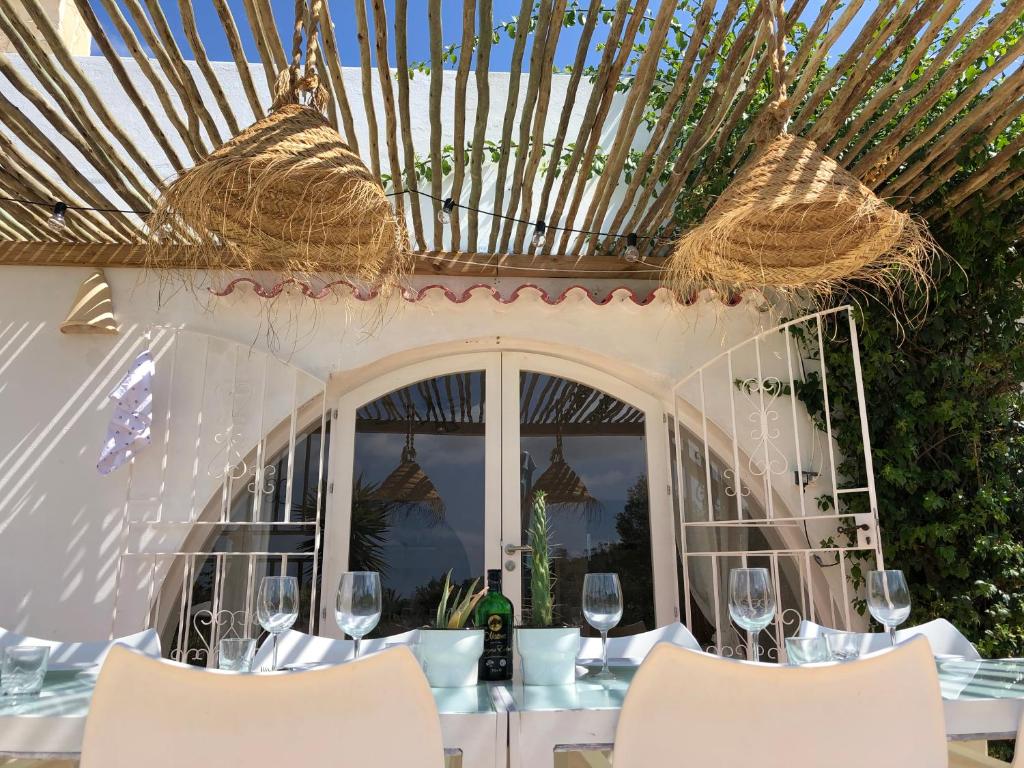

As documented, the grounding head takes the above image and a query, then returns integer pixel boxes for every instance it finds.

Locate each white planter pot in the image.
[417,629,484,688]
[517,627,580,686]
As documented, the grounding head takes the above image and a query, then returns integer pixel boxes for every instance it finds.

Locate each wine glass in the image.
[256,575,299,670]
[582,573,623,680]
[336,571,382,658]
[728,567,776,662]
[867,569,911,646]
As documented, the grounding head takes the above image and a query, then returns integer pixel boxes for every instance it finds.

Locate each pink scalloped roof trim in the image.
[210,277,749,307]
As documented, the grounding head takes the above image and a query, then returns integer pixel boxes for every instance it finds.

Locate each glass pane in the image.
[519,372,654,632]
[351,372,486,636]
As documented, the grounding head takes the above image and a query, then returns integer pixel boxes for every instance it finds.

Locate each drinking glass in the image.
[867,569,911,646]
[336,571,382,658]
[785,636,830,666]
[256,575,299,670]
[728,567,776,662]
[582,573,623,680]
[2,646,49,696]
[825,631,861,661]
[218,638,256,672]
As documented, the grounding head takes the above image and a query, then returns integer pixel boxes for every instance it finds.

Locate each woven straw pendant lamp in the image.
[146,0,407,287]
[665,2,934,302]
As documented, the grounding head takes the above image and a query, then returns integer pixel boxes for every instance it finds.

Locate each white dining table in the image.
[505,659,1024,768]
[1,658,1021,768]
[0,669,508,768]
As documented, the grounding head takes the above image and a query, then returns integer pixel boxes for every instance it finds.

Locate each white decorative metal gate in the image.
[669,307,882,661]
[111,329,328,666]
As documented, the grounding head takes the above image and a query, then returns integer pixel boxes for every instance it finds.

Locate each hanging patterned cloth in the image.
[665,0,936,304]
[97,349,154,475]
[146,0,408,288]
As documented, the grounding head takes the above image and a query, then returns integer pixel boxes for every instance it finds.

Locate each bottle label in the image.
[481,613,511,679]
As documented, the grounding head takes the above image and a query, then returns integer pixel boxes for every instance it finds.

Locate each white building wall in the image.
[0,265,787,640]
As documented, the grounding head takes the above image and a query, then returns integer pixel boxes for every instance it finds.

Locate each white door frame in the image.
[321,351,678,633]
[500,352,676,627]
[321,353,503,637]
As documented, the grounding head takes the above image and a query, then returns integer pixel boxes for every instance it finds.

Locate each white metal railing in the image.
[669,307,881,661]
[112,330,328,666]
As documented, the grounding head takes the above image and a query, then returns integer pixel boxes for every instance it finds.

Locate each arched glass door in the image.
[321,352,675,637]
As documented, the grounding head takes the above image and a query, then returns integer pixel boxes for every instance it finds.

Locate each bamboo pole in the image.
[485,0,533,252]
[448,0,477,252]
[503,0,568,254]
[394,0,425,250]
[354,0,381,179]
[427,0,445,249]
[467,0,493,252]
[210,0,265,122]
[177,0,242,136]
[319,0,360,149]
[369,0,405,225]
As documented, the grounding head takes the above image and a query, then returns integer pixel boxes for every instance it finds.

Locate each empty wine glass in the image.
[582,573,623,680]
[867,569,911,646]
[728,567,776,662]
[336,571,382,658]
[257,575,299,670]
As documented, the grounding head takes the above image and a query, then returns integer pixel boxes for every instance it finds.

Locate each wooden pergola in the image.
[0,0,1022,277]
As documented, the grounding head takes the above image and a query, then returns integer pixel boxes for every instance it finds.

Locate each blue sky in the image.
[87,1,949,73]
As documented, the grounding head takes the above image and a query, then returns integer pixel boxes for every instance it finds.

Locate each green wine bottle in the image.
[474,568,513,681]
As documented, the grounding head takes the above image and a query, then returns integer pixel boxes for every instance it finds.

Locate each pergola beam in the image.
[0,242,666,279]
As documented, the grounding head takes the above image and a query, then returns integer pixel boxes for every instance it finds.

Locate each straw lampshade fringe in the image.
[666,132,937,304]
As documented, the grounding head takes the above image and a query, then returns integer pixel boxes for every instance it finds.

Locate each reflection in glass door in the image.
[348,371,489,635]
[516,372,656,632]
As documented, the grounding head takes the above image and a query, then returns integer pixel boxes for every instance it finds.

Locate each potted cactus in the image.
[516,491,581,685]
[418,570,486,687]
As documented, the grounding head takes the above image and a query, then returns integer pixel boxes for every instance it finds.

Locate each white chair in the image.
[80,645,444,768]
[577,622,701,663]
[613,637,947,768]
[252,628,420,669]
[0,626,161,665]
[798,618,981,659]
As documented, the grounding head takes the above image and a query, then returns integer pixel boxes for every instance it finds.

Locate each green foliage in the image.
[528,491,554,627]
[817,203,1024,660]
[433,569,485,629]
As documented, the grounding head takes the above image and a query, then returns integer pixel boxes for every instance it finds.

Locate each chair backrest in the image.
[252,629,420,668]
[0,627,161,665]
[613,637,947,768]
[577,622,701,662]
[81,645,444,768]
[798,618,980,659]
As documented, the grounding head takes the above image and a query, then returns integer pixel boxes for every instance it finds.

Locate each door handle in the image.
[503,543,533,556]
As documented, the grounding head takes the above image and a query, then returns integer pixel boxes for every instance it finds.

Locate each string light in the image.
[530,218,546,249]
[47,202,68,231]
[436,197,454,225]
[623,232,640,263]
[0,193,666,259]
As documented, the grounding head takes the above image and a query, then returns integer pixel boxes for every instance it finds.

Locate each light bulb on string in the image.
[531,218,547,249]
[623,232,640,263]
[436,197,454,225]
[47,202,68,231]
